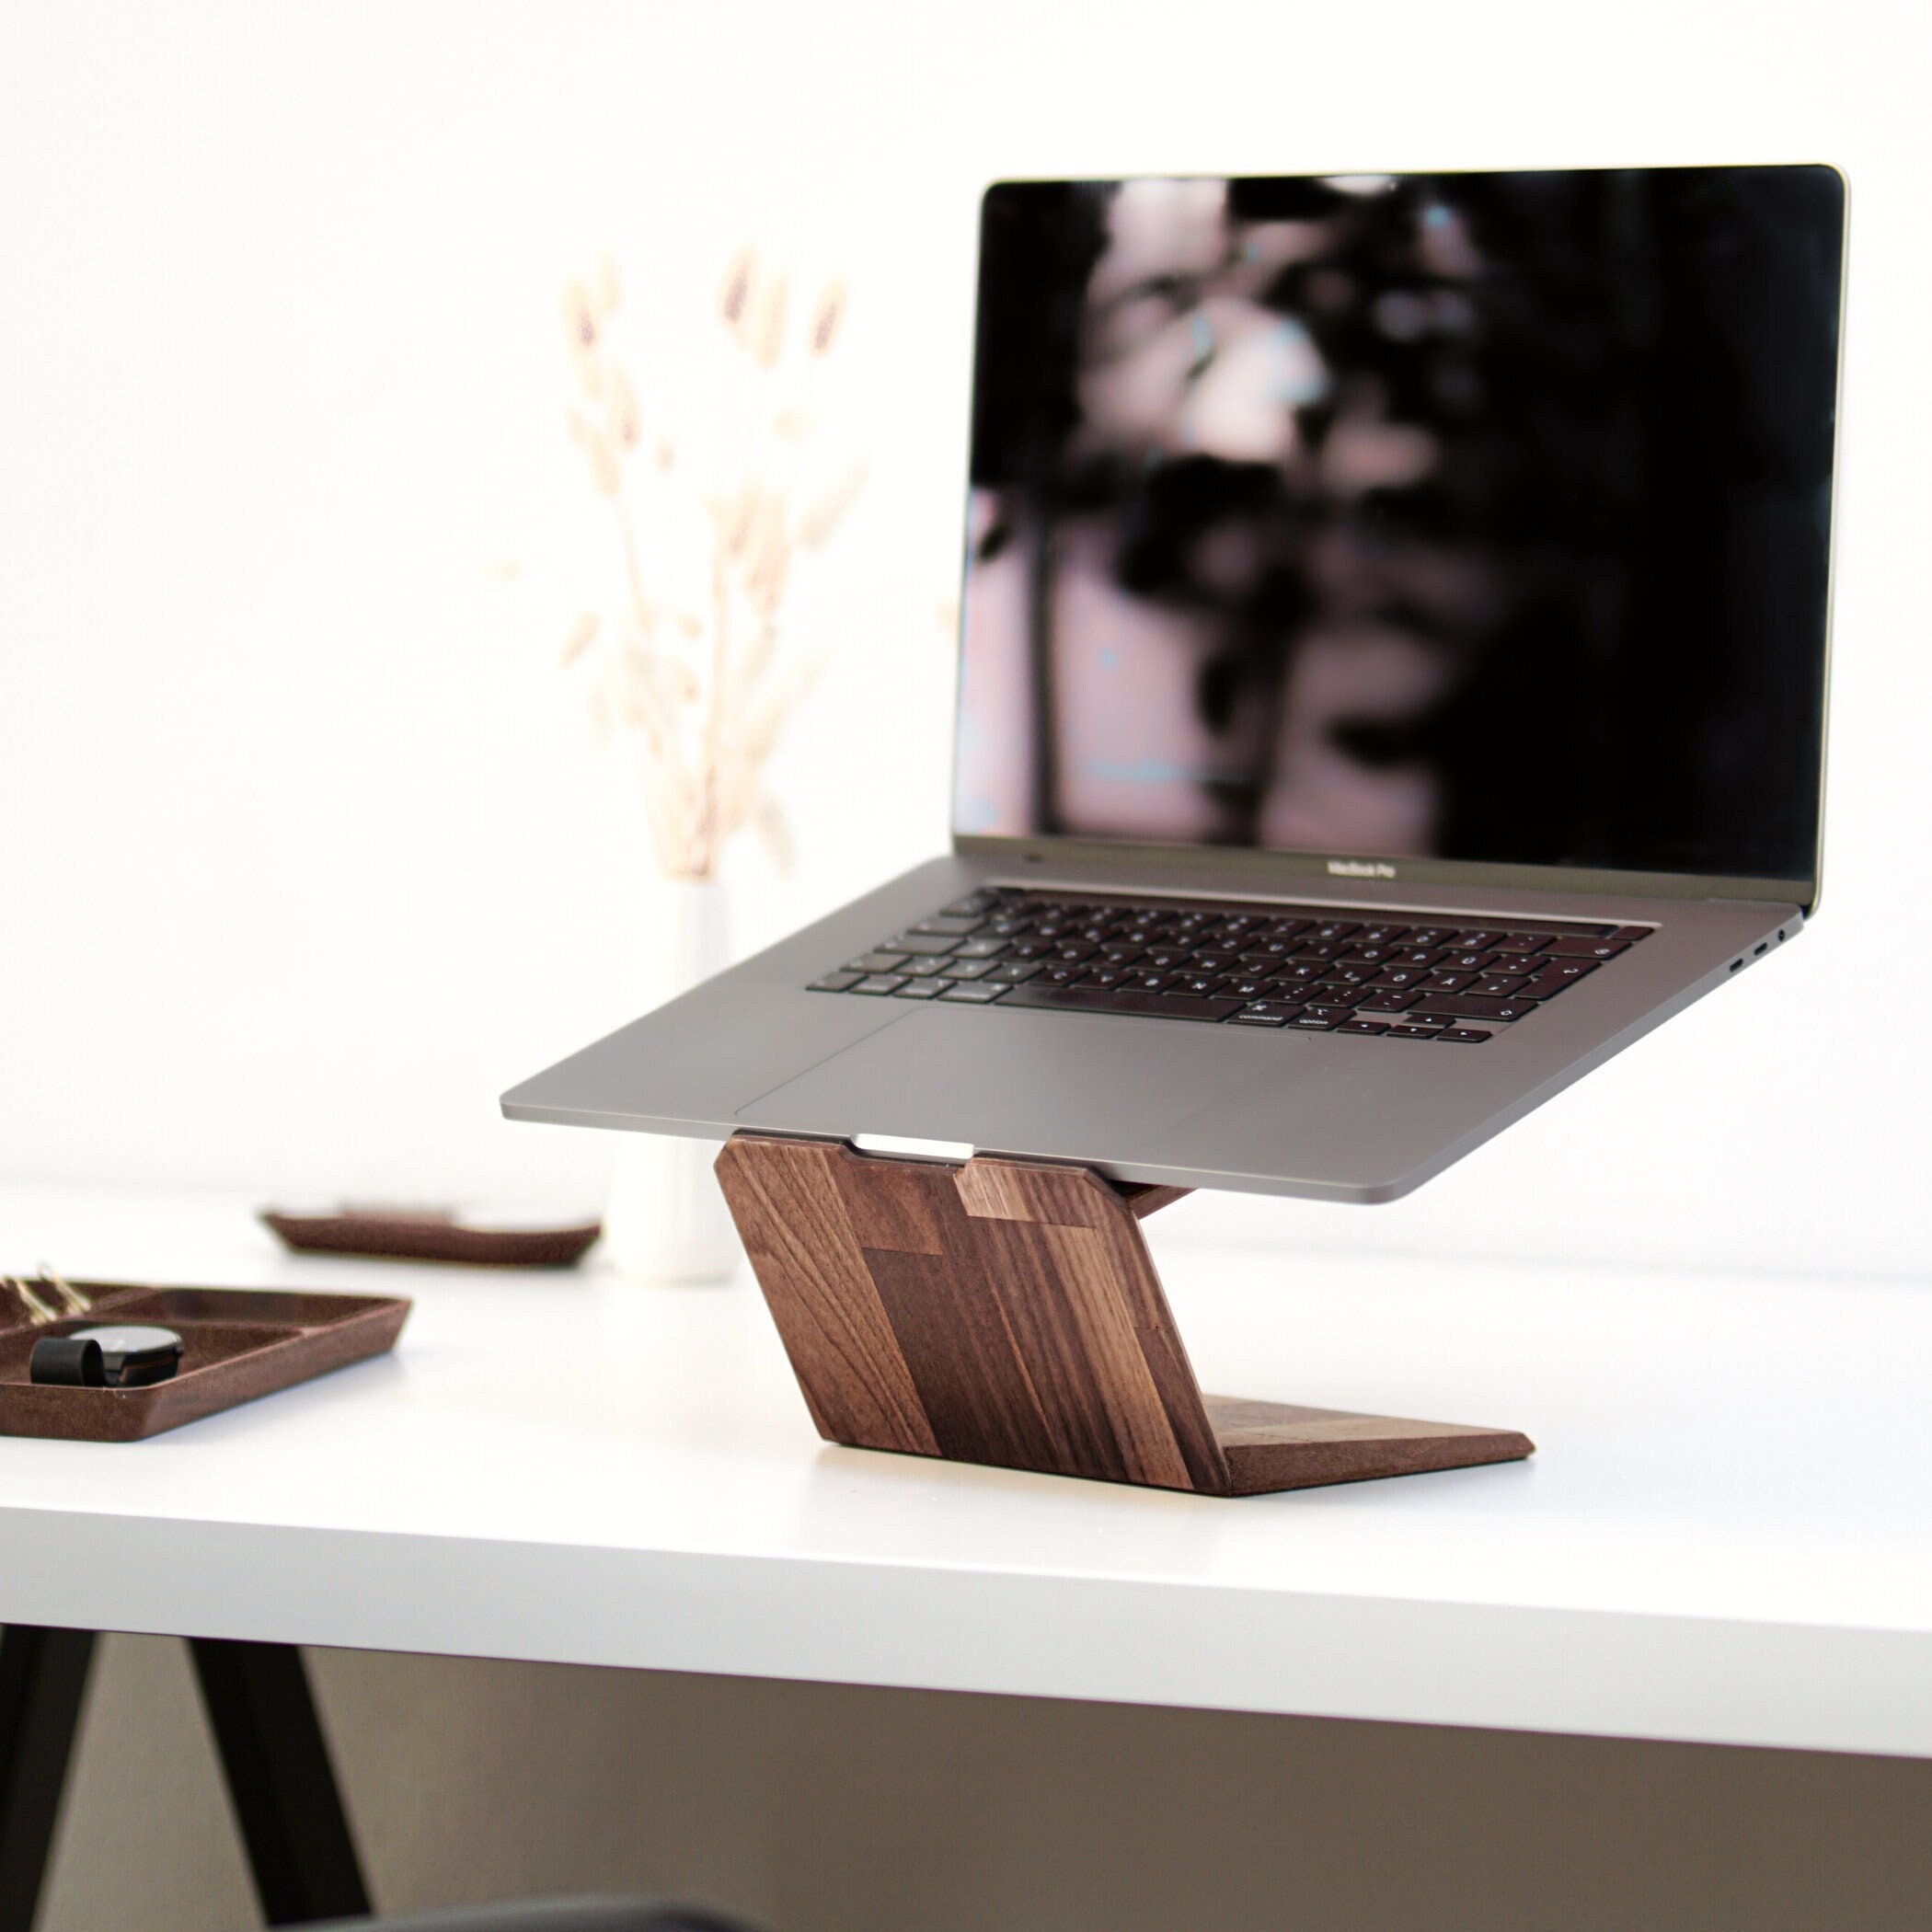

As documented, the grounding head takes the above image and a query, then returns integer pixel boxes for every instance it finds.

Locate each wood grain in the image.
[717,1134,1534,1497]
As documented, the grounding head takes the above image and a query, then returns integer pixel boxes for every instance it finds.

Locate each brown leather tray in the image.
[259,1208,601,1269]
[0,1282,410,1442]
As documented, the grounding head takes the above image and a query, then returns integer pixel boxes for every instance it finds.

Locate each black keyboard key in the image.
[1143,948,1191,969]
[1472,976,1527,998]
[1545,936,1629,960]
[852,974,906,995]
[942,958,1000,980]
[1413,993,1538,1022]
[1231,1001,1303,1026]
[1339,1018,1389,1035]
[940,892,1001,917]
[1422,971,1481,994]
[951,937,1008,959]
[894,977,949,998]
[1323,961,1378,986]
[1608,926,1654,944]
[848,951,910,973]
[1178,974,1228,997]
[1295,940,1350,961]
[939,981,1006,1004]
[1225,978,1272,999]
[1438,1027,1494,1043]
[1122,971,1176,993]
[1447,930,1504,950]
[1289,1005,1356,1030]
[1310,920,1360,943]
[1035,965,1089,987]
[1491,933,1551,956]
[1308,983,1369,1007]
[1190,952,1238,972]
[1523,960,1599,994]
[984,960,1041,983]
[1356,990,1420,1015]
[1389,948,1446,969]
[910,915,985,936]
[1404,927,1455,948]
[1443,950,1499,973]
[1356,924,1410,947]
[998,984,1246,1022]
[1007,939,1055,959]
[1386,1019,1446,1038]
[1278,960,1329,984]
[809,972,863,993]
[891,934,962,957]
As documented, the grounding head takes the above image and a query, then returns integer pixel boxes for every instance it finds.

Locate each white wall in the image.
[3,0,1928,1279]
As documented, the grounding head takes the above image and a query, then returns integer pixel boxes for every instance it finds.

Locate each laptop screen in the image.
[953,167,1844,888]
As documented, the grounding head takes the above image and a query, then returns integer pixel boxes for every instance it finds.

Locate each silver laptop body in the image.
[504,166,1846,1203]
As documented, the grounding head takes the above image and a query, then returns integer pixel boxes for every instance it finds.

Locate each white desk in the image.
[3,1183,1930,1761]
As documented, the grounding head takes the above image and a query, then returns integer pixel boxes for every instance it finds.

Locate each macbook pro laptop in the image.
[503,165,1846,1202]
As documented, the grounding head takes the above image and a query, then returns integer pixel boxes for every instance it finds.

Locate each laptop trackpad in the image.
[736,1005,1260,1155]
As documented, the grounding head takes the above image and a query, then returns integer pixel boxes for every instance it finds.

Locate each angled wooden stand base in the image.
[715,1133,1533,1497]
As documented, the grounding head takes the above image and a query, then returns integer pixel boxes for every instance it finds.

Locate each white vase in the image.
[600,878,740,1283]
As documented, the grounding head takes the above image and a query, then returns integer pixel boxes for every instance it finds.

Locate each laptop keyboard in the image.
[808,889,1650,1043]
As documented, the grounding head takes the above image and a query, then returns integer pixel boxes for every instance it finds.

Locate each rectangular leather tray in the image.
[0,1282,410,1442]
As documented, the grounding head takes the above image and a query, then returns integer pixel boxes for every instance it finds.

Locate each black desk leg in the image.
[0,1627,98,1932]
[189,1639,371,1926]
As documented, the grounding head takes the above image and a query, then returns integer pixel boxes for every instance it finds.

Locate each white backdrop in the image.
[3,0,1927,1279]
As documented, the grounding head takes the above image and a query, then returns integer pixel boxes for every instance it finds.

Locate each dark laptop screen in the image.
[954,167,1844,886]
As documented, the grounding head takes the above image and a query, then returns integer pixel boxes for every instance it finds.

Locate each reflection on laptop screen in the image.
[954,167,1844,885]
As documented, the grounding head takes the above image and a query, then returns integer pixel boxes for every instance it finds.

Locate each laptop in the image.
[503,165,1846,1203]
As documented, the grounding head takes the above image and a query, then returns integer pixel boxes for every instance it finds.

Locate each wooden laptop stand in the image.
[715,1133,1532,1497]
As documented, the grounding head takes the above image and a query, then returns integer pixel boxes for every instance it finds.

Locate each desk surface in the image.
[3,1183,1930,1759]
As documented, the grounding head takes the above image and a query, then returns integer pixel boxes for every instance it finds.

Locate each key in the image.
[998,984,1246,1022]
[1357,990,1420,1015]
[1225,978,1272,999]
[852,975,906,995]
[940,892,1001,917]
[1491,933,1552,956]
[1307,983,1369,1006]
[1412,993,1537,1021]
[1472,976,1528,998]
[941,958,999,980]
[938,981,1006,1004]
[891,934,962,956]
[1523,960,1599,995]
[1443,949,1499,972]
[1386,1019,1446,1038]
[1289,1004,1357,1030]
[1122,971,1176,993]
[847,952,910,973]
[910,915,984,936]
[1422,971,1481,993]
[1310,920,1360,943]
[1230,1001,1303,1026]
[951,937,1008,959]
[1544,937,1629,960]
[1339,1018,1390,1034]
[1438,1027,1494,1042]
[808,972,863,992]
[893,977,949,998]
[1356,924,1410,947]
[1447,930,1504,950]
[1404,926,1455,947]
[1178,974,1228,997]
[1608,926,1654,944]
[984,960,1041,983]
